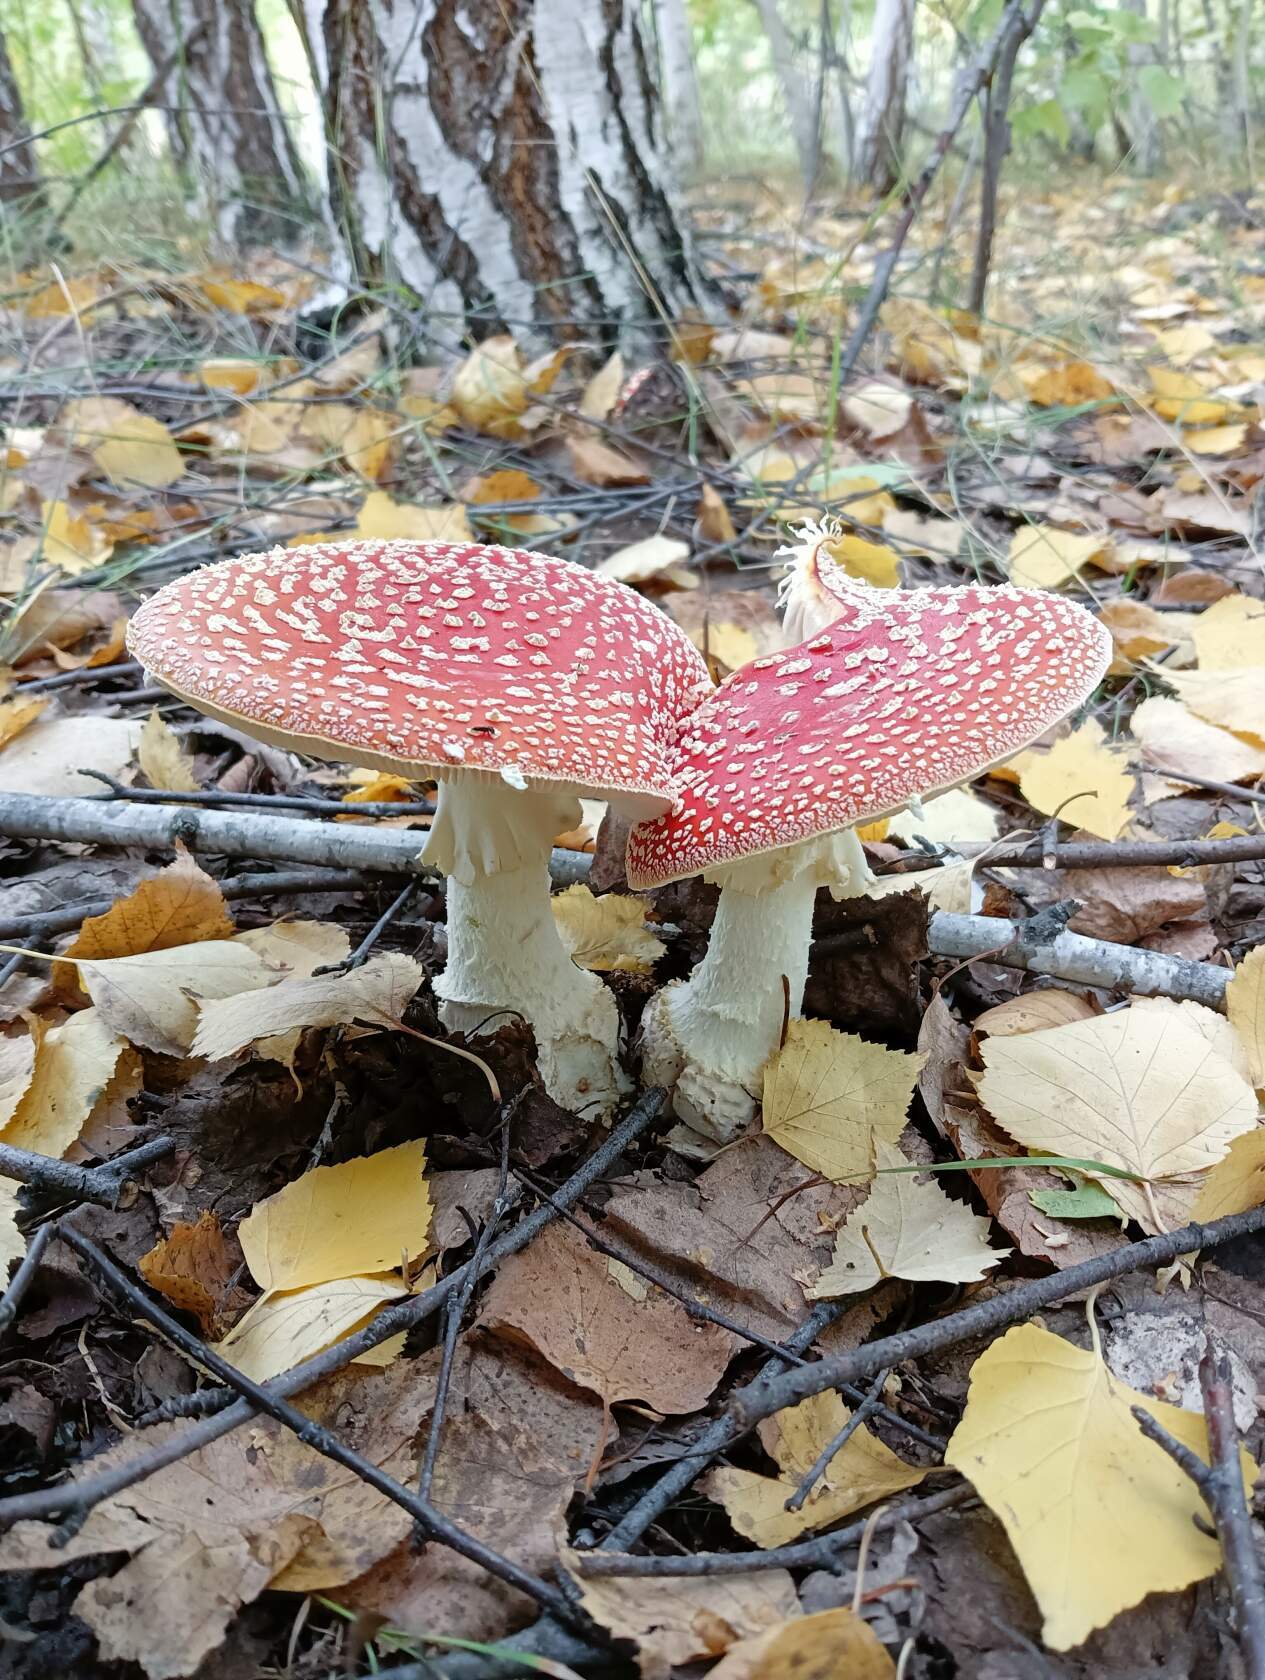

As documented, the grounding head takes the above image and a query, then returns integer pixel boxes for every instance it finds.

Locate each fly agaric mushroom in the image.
[628,549,1111,1144]
[127,538,710,1119]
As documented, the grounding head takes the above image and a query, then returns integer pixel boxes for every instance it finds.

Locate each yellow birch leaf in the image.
[1162,666,1265,747]
[190,951,424,1062]
[978,1006,1258,1229]
[551,884,666,973]
[452,336,529,435]
[196,274,287,314]
[579,350,625,421]
[0,1180,24,1271]
[41,500,113,573]
[1151,322,1215,364]
[1190,594,1265,670]
[1184,424,1248,455]
[704,1388,925,1548]
[341,770,419,804]
[64,850,234,964]
[1019,720,1135,841]
[213,1275,407,1382]
[821,532,900,589]
[1191,1126,1265,1221]
[1129,696,1265,785]
[64,397,184,489]
[137,708,199,794]
[887,787,999,846]
[236,1139,432,1293]
[1226,944,1265,1088]
[843,380,913,436]
[807,1139,1007,1297]
[0,1009,127,1158]
[1098,599,1182,671]
[0,695,47,748]
[1007,527,1109,589]
[1021,361,1116,407]
[232,922,353,1066]
[596,535,694,588]
[707,1607,897,1680]
[355,491,471,543]
[761,1018,924,1183]
[199,358,263,395]
[945,1321,1253,1651]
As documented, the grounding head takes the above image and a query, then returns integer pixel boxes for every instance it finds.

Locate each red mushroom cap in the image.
[626,579,1111,887]
[127,539,711,813]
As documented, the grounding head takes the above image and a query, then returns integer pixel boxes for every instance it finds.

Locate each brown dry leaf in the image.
[1022,360,1116,407]
[137,708,199,794]
[698,483,736,543]
[551,884,665,973]
[0,1009,128,1158]
[76,941,281,1056]
[1008,526,1109,589]
[190,951,423,1061]
[1129,695,1265,784]
[138,1211,241,1334]
[5,584,126,657]
[1063,863,1207,944]
[215,1275,408,1382]
[0,694,47,748]
[708,1607,897,1680]
[704,1388,925,1549]
[1098,599,1183,672]
[567,435,648,487]
[974,992,1099,1038]
[562,1549,799,1680]
[761,1019,925,1183]
[479,1220,736,1425]
[63,850,234,966]
[51,615,129,671]
[1019,721,1136,841]
[808,1139,1007,1297]
[355,489,472,543]
[979,1004,1258,1230]
[62,397,184,489]
[1226,944,1265,1088]
[1190,593,1265,670]
[579,350,625,420]
[237,1138,432,1294]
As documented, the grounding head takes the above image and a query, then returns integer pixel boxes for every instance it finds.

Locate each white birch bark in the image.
[752,0,822,192]
[654,0,705,176]
[130,0,309,244]
[297,0,709,340]
[854,0,915,192]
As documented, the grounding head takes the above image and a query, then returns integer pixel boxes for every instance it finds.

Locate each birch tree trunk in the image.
[295,0,710,341]
[751,0,822,194]
[854,0,915,193]
[654,0,705,177]
[130,0,309,244]
[1122,0,1162,173]
[0,26,44,213]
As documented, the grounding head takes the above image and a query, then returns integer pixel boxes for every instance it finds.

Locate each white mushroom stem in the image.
[639,828,873,1144]
[424,778,629,1120]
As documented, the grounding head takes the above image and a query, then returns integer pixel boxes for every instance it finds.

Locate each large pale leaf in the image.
[1019,720,1135,841]
[945,1321,1254,1650]
[0,1009,127,1157]
[979,1004,1257,1229]
[75,941,280,1056]
[761,1019,924,1182]
[1226,944,1265,1087]
[808,1140,1008,1297]
[707,1608,896,1680]
[237,1138,432,1293]
[551,885,666,973]
[190,952,423,1061]
[214,1275,407,1382]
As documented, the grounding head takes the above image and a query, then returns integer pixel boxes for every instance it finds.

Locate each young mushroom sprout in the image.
[127,538,710,1120]
[628,539,1112,1146]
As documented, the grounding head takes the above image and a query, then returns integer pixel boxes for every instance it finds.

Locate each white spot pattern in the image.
[626,577,1112,888]
[126,539,712,800]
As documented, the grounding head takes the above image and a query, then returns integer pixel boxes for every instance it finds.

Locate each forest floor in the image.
[3,171,1265,1680]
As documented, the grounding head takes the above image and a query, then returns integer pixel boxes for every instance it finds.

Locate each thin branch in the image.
[889,834,1265,871]
[729,1205,1265,1432]
[785,1367,892,1512]
[0,1090,666,1529]
[0,1222,55,1333]
[0,1135,174,1210]
[79,771,435,820]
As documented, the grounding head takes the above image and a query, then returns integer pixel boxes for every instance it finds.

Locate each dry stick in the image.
[0,1135,174,1209]
[0,794,592,885]
[835,0,1048,387]
[54,1227,580,1626]
[0,1223,55,1333]
[0,1090,666,1529]
[80,772,436,820]
[957,833,1265,871]
[1133,1336,1265,1680]
[784,1366,892,1514]
[578,1481,974,1578]
[731,1205,1265,1433]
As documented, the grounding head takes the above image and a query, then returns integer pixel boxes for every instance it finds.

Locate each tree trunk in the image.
[1122,0,1162,173]
[854,0,914,193]
[654,0,705,178]
[751,0,821,194]
[130,0,309,244]
[0,26,44,212]
[295,0,710,342]
[968,0,1046,312]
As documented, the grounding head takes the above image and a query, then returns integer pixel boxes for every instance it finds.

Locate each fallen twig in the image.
[1133,1336,1265,1680]
[0,1090,666,1529]
[0,1223,55,1333]
[785,1366,892,1513]
[0,1135,174,1211]
[904,834,1265,871]
[730,1205,1265,1432]
[80,771,435,820]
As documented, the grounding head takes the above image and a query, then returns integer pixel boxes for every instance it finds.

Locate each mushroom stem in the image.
[425,779,629,1120]
[639,830,873,1145]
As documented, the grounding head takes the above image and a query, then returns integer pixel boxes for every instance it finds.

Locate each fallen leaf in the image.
[864,859,973,913]
[1190,592,1265,670]
[563,1550,799,1680]
[0,1179,24,1271]
[567,435,648,487]
[698,483,736,543]
[808,1139,1007,1296]
[1162,664,1265,746]
[821,531,900,588]
[138,1211,241,1334]
[50,615,129,671]
[579,350,624,420]
[137,708,199,793]
[199,358,263,396]
[551,884,666,973]
[596,535,694,588]
[215,1274,408,1382]
[63,851,233,968]
[237,1138,432,1293]
[355,490,471,543]
[1150,321,1216,364]
[190,951,423,1061]
[452,336,530,436]
[843,381,913,437]
[707,1607,897,1680]
[881,505,963,561]
[887,787,999,846]
[0,694,47,748]
[1063,862,1207,944]
[667,589,784,673]
[1129,695,1265,784]
[979,1004,1258,1229]
[945,1320,1253,1650]
[76,941,281,1056]
[1098,599,1184,671]
[40,499,113,573]
[761,1019,925,1183]
[704,1387,925,1548]
[196,273,288,313]
[0,1009,128,1158]
[479,1220,736,1430]
[1019,720,1135,841]
[1008,526,1109,589]
[63,397,184,490]
[233,921,353,1064]
[1226,944,1265,1088]
[1022,360,1116,407]
[0,714,143,797]
[973,993,1099,1037]
[1191,1126,1265,1220]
